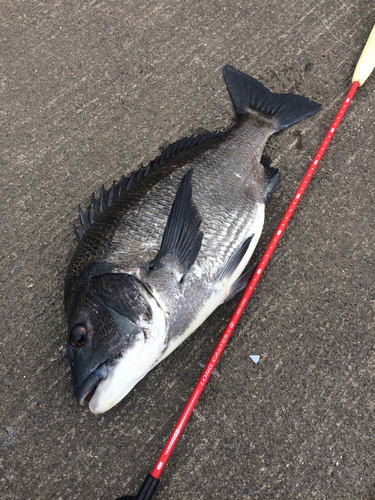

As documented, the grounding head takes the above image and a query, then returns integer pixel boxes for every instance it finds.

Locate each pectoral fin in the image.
[150,169,203,280]
[264,165,280,201]
[216,235,254,283]
[223,264,257,303]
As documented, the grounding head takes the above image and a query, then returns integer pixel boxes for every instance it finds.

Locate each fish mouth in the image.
[75,362,108,406]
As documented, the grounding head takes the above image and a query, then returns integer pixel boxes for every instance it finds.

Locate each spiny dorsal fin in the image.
[99,185,109,214]
[150,169,203,280]
[74,131,222,242]
[74,224,85,241]
[78,205,90,231]
[90,193,100,225]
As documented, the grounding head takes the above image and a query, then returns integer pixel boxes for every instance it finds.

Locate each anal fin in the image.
[150,169,203,279]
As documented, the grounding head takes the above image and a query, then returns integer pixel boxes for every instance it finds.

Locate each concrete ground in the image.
[1,1,374,499]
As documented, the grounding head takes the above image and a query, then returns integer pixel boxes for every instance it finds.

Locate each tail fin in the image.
[223,65,321,131]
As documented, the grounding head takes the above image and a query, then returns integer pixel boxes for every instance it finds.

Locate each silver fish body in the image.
[65,65,320,413]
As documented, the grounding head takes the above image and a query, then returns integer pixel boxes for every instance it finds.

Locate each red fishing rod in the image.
[117,24,375,500]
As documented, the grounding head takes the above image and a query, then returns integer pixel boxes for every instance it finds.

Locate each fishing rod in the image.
[117,23,375,500]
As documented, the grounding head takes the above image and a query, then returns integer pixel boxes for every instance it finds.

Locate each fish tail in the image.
[223,65,321,131]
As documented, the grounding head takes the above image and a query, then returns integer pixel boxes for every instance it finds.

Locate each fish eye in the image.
[70,325,87,347]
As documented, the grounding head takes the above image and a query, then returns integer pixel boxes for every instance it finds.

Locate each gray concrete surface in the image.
[1,1,374,499]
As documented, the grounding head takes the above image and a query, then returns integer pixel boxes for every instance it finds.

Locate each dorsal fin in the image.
[74,131,222,242]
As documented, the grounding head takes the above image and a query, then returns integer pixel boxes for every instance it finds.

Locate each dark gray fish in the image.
[65,65,321,414]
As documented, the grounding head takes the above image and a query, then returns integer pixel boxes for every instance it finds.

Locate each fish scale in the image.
[65,64,321,414]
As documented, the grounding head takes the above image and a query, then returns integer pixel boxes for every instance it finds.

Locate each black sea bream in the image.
[64,65,320,414]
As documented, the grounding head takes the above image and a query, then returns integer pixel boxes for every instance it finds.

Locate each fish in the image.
[64,65,321,414]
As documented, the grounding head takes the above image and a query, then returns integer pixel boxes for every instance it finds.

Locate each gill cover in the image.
[67,273,152,402]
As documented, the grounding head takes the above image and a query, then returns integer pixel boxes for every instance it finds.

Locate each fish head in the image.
[66,272,167,414]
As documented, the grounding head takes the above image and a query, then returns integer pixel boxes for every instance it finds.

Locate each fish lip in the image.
[74,362,108,406]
